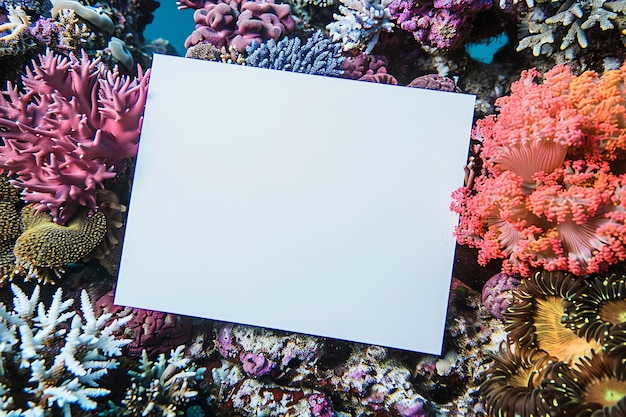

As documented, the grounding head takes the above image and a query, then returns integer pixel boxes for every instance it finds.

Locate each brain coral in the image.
[0,49,149,225]
[452,62,626,277]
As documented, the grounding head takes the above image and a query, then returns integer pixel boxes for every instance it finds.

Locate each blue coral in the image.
[245,30,345,77]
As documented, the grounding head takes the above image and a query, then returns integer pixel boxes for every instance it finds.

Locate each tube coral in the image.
[0,50,150,225]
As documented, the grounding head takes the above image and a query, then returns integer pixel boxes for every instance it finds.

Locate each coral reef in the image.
[0,175,20,279]
[12,204,107,283]
[245,30,344,76]
[481,270,626,416]
[182,0,295,52]
[0,284,131,415]
[388,0,492,50]
[452,63,626,277]
[106,346,206,416]
[94,290,194,357]
[481,272,521,321]
[0,5,31,57]
[326,0,394,53]
[516,0,626,61]
[0,0,624,414]
[0,49,149,225]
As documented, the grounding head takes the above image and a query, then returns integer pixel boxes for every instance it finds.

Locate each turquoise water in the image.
[143,3,194,55]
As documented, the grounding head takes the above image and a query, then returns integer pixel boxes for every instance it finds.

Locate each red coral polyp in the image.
[0,50,150,224]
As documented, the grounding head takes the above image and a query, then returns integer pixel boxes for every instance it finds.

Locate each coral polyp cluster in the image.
[481,270,626,417]
[452,63,626,277]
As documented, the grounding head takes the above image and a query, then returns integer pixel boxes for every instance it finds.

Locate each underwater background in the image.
[0,0,625,415]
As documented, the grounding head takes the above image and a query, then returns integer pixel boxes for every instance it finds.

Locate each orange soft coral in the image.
[452,63,626,277]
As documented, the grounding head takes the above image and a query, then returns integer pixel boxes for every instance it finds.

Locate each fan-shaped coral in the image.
[0,49,149,225]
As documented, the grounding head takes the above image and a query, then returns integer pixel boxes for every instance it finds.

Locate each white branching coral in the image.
[326,0,394,52]
[0,284,132,416]
[110,345,206,417]
[517,0,626,60]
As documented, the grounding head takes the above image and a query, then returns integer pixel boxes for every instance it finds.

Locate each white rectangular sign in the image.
[114,54,475,354]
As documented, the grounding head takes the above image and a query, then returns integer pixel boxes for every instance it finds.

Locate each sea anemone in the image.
[563,273,626,350]
[547,351,626,417]
[480,342,562,417]
[504,270,603,364]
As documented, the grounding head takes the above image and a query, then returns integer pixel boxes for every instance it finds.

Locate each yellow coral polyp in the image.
[11,205,106,283]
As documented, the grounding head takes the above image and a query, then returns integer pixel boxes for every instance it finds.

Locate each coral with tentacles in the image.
[481,270,626,417]
[452,63,626,277]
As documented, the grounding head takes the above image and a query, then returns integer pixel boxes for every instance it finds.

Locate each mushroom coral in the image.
[452,62,626,277]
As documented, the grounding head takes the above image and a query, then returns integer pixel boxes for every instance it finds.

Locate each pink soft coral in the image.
[0,50,150,224]
[452,64,626,277]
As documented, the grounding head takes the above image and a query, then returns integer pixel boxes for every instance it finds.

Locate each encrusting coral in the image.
[0,49,149,225]
[452,62,626,277]
[0,284,132,415]
[0,175,21,279]
[11,204,107,284]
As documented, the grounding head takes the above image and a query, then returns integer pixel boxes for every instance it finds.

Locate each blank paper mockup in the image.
[114,54,476,355]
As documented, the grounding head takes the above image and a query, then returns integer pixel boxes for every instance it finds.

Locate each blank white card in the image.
[115,54,476,355]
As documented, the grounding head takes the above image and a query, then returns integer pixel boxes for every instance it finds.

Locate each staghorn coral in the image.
[94,290,193,358]
[388,0,491,51]
[517,0,626,61]
[326,0,394,53]
[245,30,344,76]
[0,284,131,415]
[183,0,295,53]
[0,49,149,225]
[452,63,626,277]
[0,5,31,57]
[11,204,106,284]
[108,345,206,417]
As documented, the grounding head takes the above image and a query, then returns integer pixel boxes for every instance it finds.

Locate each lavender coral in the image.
[245,30,344,76]
[451,63,626,277]
[388,0,491,50]
[182,0,295,53]
[0,49,149,225]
